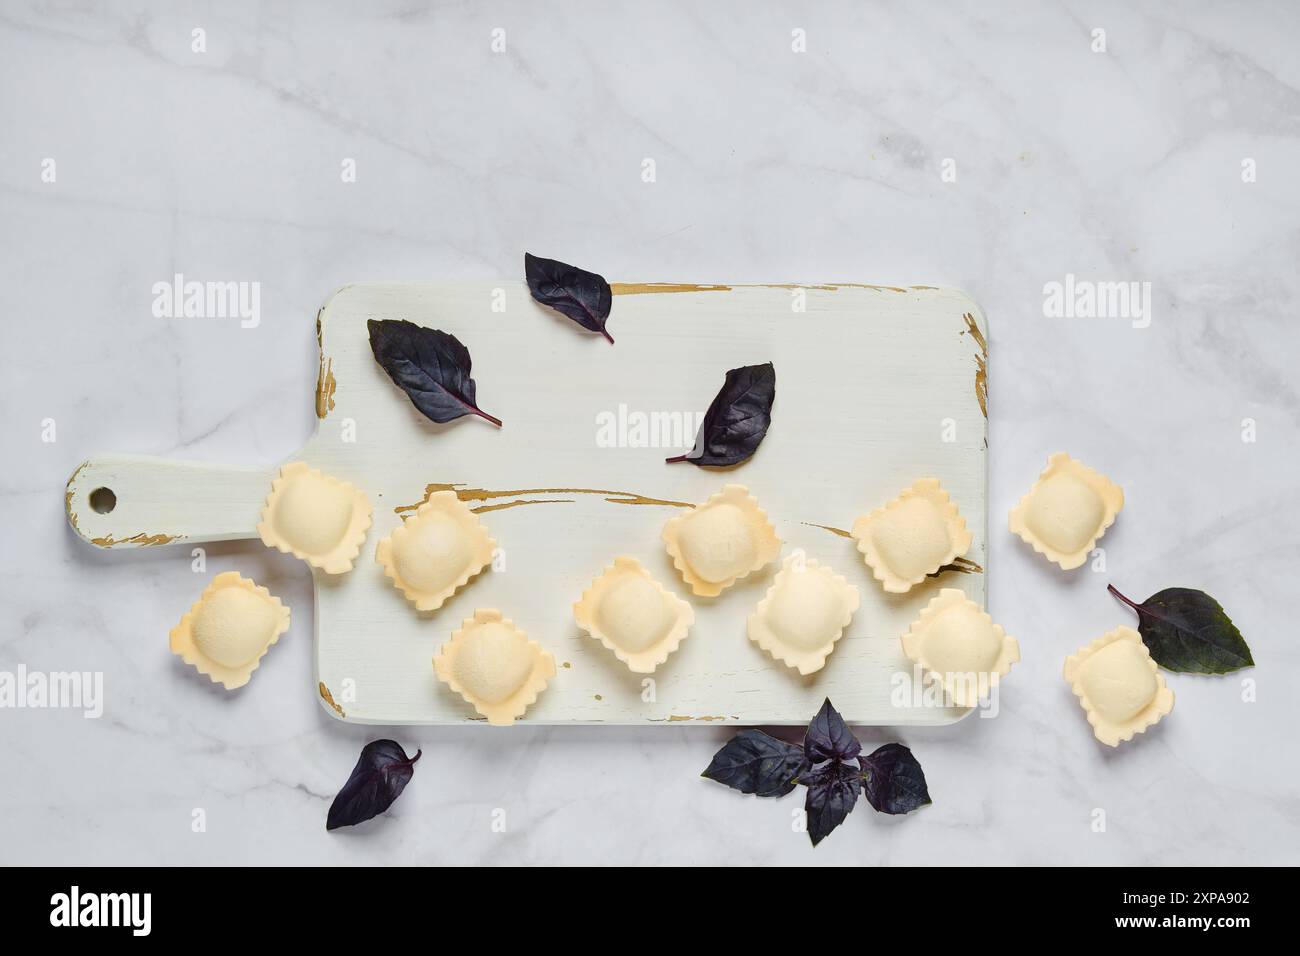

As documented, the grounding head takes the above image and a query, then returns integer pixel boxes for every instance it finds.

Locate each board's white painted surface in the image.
[70,281,987,726]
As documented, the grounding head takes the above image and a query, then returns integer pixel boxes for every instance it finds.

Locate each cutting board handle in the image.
[66,455,274,549]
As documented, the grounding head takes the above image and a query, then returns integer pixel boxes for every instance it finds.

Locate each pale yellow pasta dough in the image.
[662,484,781,596]
[850,478,972,593]
[747,554,859,675]
[573,556,694,673]
[257,461,372,574]
[169,571,291,690]
[1063,626,1173,747]
[376,491,496,612]
[1009,453,1123,570]
[432,610,556,725]
[901,588,1019,707]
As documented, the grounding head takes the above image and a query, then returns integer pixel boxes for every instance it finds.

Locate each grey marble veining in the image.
[1,0,1297,865]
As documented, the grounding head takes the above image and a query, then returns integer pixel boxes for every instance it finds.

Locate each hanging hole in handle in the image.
[89,487,117,514]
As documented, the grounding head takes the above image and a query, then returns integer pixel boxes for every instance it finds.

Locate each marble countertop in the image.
[2,0,1296,865]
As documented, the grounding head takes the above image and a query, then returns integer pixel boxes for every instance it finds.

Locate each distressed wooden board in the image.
[67,280,988,725]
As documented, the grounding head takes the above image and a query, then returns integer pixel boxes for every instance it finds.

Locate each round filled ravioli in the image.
[432,610,556,725]
[901,588,1018,707]
[1009,453,1123,570]
[376,491,496,612]
[1062,626,1173,747]
[850,478,972,593]
[662,484,781,596]
[169,571,291,689]
[747,554,859,675]
[257,461,372,574]
[574,556,694,673]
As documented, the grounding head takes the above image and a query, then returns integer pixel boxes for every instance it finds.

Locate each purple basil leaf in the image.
[667,363,776,467]
[367,319,502,427]
[326,740,422,831]
[525,252,613,343]
[859,743,931,815]
[1108,584,1253,674]
[803,698,861,763]
[799,760,860,847]
[701,729,806,798]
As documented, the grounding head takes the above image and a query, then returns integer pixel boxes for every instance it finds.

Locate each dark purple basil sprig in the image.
[1108,584,1253,674]
[667,362,775,467]
[368,319,502,427]
[702,698,930,847]
[326,739,421,831]
[525,253,614,344]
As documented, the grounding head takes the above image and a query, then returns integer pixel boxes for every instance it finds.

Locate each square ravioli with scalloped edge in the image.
[747,554,859,675]
[257,461,372,574]
[1009,453,1123,570]
[170,571,291,690]
[574,556,694,674]
[433,610,556,725]
[377,490,496,612]
[901,588,1018,707]
[662,484,781,597]
[1063,626,1173,747]
[850,478,972,593]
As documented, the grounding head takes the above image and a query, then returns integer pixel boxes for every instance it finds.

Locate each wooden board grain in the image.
[68,280,988,726]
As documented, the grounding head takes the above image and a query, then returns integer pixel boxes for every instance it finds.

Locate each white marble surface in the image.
[2,0,1297,865]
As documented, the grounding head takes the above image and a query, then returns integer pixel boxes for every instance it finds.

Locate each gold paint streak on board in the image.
[807,521,983,575]
[314,312,336,418]
[64,460,89,534]
[610,282,732,295]
[319,682,346,718]
[962,311,988,353]
[662,715,733,722]
[805,522,852,539]
[90,532,180,548]
[930,556,984,577]
[472,498,574,514]
[315,359,336,418]
[962,312,988,418]
[757,282,912,293]
[396,483,695,516]
[611,281,923,296]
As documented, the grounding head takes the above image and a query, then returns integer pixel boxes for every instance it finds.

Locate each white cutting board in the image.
[66,280,989,726]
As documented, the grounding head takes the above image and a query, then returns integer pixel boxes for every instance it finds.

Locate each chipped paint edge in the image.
[314,309,337,418]
[610,281,930,296]
[318,682,346,719]
[962,311,988,419]
[65,460,181,548]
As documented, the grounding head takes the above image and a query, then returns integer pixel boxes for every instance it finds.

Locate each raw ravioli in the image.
[901,588,1018,707]
[1009,453,1123,570]
[662,484,781,596]
[850,478,972,593]
[257,461,372,574]
[574,556,694,673]
[377,491,496,612]
[433,609,556,725]
[747,554,859,675]
[169,571,291,690]
[1063,626,1173,747]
